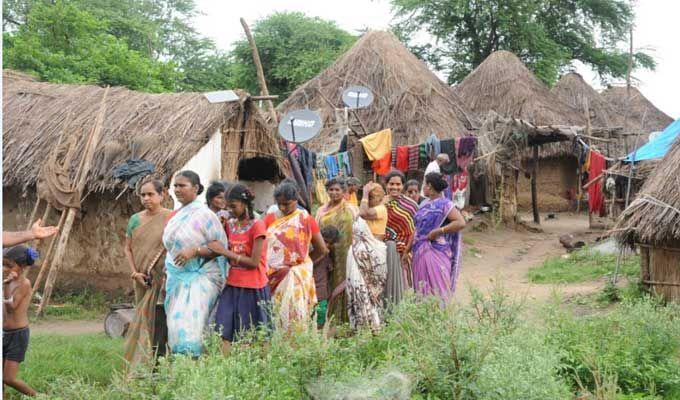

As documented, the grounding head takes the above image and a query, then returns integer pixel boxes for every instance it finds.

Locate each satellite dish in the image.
[203,90,239,103]
[342,86,374,109]
[278,109,322,143]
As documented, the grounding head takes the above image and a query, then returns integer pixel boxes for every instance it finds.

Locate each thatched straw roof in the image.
[276,31,475,153]
[552,72,622,129]
[3,70,284,193]
[601,86,673,134]
[454,51,585,127]
[614,136,680,246]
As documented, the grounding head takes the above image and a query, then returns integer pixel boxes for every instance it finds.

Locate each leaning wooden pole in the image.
[37,87,109,316]
[240,17,277,124]
[531,145,540,224]
[32,209,67,294]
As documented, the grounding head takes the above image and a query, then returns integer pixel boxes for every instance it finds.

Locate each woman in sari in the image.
[263,180,327,332]
[163,171,228,356]
[346,217,387,331]
[383,170,418,303]
[405,172,465,303]
[123,178,171,368]
[315,177,358,325]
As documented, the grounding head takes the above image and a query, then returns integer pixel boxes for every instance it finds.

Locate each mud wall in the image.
[3,187,143,294]
[517,156,578,212]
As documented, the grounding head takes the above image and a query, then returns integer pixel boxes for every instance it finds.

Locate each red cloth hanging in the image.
[395,146,409,172]
[587,150,606,216]
[372,152,392,176]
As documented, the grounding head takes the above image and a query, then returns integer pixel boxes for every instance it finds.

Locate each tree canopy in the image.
[390,0,655,86]
[230,12,356,98]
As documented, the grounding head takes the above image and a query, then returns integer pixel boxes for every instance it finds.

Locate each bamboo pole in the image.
[31,208,66,294]
[25,200,41,231]
[240,18,277,124]
[37,87,109,316]
[531,145,540,224]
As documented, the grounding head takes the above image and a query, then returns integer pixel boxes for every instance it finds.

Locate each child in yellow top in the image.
[358,182,387,240]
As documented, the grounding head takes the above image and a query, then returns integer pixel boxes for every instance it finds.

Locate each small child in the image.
[3,245,39,397]
[313,226,339,328]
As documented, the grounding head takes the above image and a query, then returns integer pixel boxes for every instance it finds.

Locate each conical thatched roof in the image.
[601,86,673,134]
[276,31,475,153]
[614,136,680,246]
[552,72,621,128]
[454,51,585,126]
[3,70,284,193]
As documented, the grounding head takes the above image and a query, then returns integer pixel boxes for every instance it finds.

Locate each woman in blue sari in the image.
[163,171,228,356]
[404,172,465,302]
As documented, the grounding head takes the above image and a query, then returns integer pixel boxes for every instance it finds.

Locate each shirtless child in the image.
[3,245,39,397]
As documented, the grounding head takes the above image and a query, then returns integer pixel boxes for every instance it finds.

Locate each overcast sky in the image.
[195,0,679,119]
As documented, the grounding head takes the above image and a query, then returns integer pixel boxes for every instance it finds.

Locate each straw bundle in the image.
[276,31,475,153]
[3,70,284,193]
[614,136,680,246]
[601,86,673,134]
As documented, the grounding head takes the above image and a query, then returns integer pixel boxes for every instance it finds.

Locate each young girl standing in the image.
[209,184,271,354]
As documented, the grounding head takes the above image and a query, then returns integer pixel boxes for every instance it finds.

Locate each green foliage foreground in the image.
[12,294,680,400]
[528,248,639,284]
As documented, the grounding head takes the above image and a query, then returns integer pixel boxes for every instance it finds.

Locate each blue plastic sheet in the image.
[626,119,680,161]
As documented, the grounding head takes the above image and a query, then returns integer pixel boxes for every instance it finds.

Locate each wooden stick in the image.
[240,18,277,124]
[582,172,604,190]
[250,95,278,101]
[29,204,52,248]
[37,87,109,316]
[25,199,41,231]
[31,208,66,294]
[531,145,540,224]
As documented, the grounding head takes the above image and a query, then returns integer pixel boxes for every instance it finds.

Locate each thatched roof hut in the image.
[3,70,284,194]
[601,86,673,134]
[614,137,680,301]
[276,31,475,154]
[454,51,585,128]
[552,72,622,129]
[2,70,285,293]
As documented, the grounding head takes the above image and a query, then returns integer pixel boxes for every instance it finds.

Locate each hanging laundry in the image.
[407,145,419,171]
[391,145,397,168]
[418,144,428,169]
[343,152,352,175]
[298,146,315,191]
[360,129,392,176]
[287,142,300,158]
[314,173,329,205]
[587,150,606,216]
[456,136,476,172]
[325,154,340,178]
[316,156,328,179]
[337,153,346,176]
[425,133,441,161]
[396,146,410,172]
[439,139,459,174]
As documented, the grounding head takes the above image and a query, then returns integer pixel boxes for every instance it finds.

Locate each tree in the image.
[230,12,356,98]
[390,0,655,85]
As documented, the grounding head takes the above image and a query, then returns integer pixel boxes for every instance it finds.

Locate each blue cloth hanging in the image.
[324,155,340,178]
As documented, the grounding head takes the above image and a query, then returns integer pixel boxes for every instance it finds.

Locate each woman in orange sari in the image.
[315,177,359,325]
[263,180,327,332]
[123,178,171,369]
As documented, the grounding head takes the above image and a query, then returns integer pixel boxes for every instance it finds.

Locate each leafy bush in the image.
[546,298,680,397]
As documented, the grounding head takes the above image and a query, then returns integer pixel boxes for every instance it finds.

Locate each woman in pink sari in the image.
[405,172,465,302]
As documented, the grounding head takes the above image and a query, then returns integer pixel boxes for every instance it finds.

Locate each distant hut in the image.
[614,137,680,301]
[552,72,622,132]
[3,70,284,292]
[601,86,673,139]
[276,30,475,183]
[454,51,585,212]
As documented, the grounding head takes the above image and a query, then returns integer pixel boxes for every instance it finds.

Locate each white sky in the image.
[195,0,679,119]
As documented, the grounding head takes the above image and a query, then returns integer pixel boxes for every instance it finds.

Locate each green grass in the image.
[528,248,639,284]
[31,288,127,321]
[4,334,124,399]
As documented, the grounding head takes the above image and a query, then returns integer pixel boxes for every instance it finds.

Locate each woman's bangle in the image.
[236,255,242,265]
[195,247,201,257]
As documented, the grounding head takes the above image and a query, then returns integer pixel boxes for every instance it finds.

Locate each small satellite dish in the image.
[278,109,322,143]
[203,90,239,103]
[342,85,374,109]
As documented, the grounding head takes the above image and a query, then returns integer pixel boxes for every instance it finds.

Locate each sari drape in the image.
[384,195,418,288]
[162,200,227,356]
[412,197,462,302]
[346,218,387,331]
[266,209,317,332]
[123,209,171,369]
[316,201,358,325]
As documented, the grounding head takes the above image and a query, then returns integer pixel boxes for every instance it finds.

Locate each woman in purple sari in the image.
[405,172,466,302]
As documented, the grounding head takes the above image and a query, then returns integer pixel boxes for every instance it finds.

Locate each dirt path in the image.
[454,212,601,305]
[32,319,103,335]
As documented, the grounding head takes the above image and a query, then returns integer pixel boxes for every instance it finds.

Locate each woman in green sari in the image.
[315,177,358,325]
[122,178,171,370]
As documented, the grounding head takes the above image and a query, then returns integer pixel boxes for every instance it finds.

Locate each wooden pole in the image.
[25,199,41,231]
[240,18,277,124]
[531,145,540,224]
[31,208,66,294]
[623,25,634,154]
[37,87,109,316]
